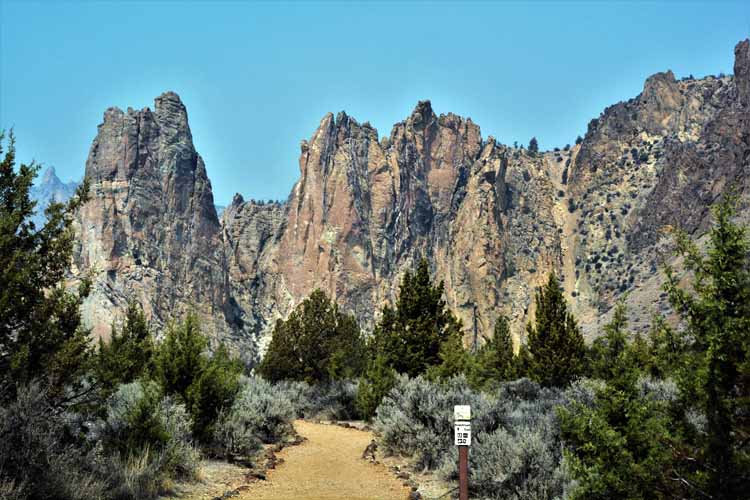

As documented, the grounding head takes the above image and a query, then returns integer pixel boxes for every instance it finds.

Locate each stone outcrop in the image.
[74,40,750,356]
[72,92,247,351]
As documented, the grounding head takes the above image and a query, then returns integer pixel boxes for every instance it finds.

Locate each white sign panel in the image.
[454,422,471,446]
[454,405,471,421]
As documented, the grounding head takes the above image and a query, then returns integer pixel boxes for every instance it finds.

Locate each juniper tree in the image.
[589,301,629,381]
[154,312,208,401]
[187,344,242,444]
[96,300,155,398]
[356,354,397,421]
[645,314,685,378]
[0,132,91,403]
[426,329,473,382]
[663,194,750,498]
[469,315,516,390]
[153,312,242,443]
[370,259,463,377]
[525,272,586,387]
[560,308,674,499]
[528,136,539,156]
[258,289,366,383]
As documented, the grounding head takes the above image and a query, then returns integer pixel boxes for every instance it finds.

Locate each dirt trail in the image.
[239,420,411,500]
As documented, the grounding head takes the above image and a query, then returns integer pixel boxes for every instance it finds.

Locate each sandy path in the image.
[239,420,411,500]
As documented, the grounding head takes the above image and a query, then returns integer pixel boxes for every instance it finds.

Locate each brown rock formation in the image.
[74,39,750,356]
[73,92,246,350]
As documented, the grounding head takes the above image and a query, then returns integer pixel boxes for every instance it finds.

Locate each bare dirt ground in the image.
[162,459,252,500]
[163,420,416,500]
[237,420,412,500]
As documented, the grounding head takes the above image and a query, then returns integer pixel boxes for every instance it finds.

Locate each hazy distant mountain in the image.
[29,167,79,227]
[70,40,750,358]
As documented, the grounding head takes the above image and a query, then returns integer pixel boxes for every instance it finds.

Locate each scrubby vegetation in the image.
[374,375,599,498]
[2,133,749,499]
[212,376,294,457]
[0,135,294,499]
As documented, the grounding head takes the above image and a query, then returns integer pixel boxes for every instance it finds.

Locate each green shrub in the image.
[95,301,155,400]
[187,345,242,444]
[357,355,397,421]
[152,313,242,444]
[154,312,207,403]
[96,380,199,497]
[101,381,170,455]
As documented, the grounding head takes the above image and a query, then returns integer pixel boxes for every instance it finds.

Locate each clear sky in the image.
[1,1,748,205]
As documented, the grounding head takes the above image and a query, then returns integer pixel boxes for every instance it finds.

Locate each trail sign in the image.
[454,404,471,500]
[454,405,471,421]
[454,421,471,446]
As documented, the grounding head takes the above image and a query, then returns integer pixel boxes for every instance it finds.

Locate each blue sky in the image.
[1,1,748,205]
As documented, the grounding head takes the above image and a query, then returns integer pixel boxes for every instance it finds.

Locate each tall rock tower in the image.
[73,92,246,349]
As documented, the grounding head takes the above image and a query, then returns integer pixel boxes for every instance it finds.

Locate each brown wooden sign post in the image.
[458,445,469,500]
[454,405,471,500]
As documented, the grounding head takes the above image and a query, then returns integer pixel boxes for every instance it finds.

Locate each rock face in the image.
[74,40,750,355]
[72,92,246,350]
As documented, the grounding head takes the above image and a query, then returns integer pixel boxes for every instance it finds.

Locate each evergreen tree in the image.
[370,259,463,377]
[188,344,242,444]
[528,137,539,156]
[154,312,208,403]
[663,195,750,498]
[589,301,629,381]
[560,310,674,499]
[426,330,473,382]
[96,300,155,398]
[356,354,397,421]
[628,331,653,374]
[153,312,242,442]
[257,289,365,383]
[514,343,532,378]
[645,314,685,378]
[469,315,516,390]
[0,132,91,403]
[525,272,586,387]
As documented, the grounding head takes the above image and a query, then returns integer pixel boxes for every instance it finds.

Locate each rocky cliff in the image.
[72,92,249,351]
[74,40,750,355]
